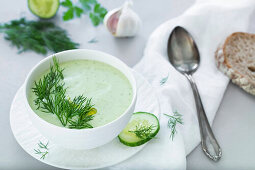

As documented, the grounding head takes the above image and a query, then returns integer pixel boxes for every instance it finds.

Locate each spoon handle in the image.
[184,73,222,161]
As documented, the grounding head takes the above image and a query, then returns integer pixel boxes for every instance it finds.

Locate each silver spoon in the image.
[167,26,222,161]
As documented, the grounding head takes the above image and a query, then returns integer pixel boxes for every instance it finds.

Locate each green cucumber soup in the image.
[28,59,133,128]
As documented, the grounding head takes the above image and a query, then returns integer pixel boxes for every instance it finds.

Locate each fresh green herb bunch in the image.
[129,124,156,140]
[0,18,79,54]
[32,57,96,129]
[61,0,107,26]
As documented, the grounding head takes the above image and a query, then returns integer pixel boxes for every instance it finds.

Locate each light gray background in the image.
[1,0,255,169]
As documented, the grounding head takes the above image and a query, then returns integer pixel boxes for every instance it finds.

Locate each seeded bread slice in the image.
[215,32,255,95]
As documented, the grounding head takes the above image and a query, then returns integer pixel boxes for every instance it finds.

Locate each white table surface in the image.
[1,0,255,169]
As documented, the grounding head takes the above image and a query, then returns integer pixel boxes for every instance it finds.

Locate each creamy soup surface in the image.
[29,59,133,127]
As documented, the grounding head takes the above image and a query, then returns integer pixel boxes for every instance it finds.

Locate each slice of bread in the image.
[215,32,255,95]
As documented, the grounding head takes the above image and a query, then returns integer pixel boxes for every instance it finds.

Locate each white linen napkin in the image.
[109,0,255,169]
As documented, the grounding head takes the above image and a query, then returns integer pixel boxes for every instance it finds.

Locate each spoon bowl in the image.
[167,26,200,74]
[167,26,222,161]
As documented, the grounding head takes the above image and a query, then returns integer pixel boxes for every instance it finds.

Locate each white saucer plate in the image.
[10,70,160,169]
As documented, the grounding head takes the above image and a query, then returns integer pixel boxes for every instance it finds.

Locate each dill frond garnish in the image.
[32,56,96,129]
[34,149,48,160]
[129,124,156,139]
[38,141,49,150]
[34,141,49,160]
[0,18,78,54]
[88,37,98,43]
[160,73,169,85]
[164,111,183,140]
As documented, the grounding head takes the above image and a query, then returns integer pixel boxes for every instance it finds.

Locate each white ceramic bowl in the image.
[24,49,137,150]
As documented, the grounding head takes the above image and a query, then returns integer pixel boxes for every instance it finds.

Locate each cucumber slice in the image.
[118,112,160,147]
[28,0,59,19]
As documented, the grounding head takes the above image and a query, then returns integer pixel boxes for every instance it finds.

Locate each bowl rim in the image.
[24,49,137,132]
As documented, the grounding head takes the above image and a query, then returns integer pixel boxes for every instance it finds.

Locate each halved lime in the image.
[118,112,160,147]
[28,0,60,19]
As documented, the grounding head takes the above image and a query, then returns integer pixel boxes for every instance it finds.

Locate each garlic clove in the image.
[104,0,141,37]
[105,10,121,35]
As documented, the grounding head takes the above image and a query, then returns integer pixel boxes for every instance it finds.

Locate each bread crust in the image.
[215,32,255,95]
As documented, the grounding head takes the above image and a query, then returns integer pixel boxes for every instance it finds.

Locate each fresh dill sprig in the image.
[38,141,49,150]
[0,18,79,54]
[129,124,156,139]
[164,111,183,140]
[160,73,169,85]
[88,37,98,43]
[34,141,49,160]
[32,56,96,129]
[34,149,48,160]
[66,96,95,129]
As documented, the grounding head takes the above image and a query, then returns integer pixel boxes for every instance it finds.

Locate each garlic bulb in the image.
[104,0,141,37]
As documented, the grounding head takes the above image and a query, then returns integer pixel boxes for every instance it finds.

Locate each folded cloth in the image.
[109,0,255,169]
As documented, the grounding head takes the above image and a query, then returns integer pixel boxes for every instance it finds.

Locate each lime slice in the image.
[118,112,160,147]
[28,0,59,19]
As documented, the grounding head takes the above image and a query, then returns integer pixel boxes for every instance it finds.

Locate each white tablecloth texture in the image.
[109,0,255,169]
